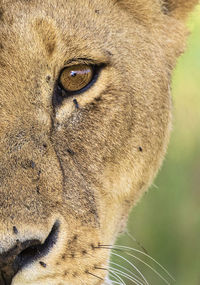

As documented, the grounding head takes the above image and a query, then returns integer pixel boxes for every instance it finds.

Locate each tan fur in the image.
[0,0,198,284]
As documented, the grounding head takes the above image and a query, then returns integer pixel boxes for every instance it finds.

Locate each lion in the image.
[0,0,198,284]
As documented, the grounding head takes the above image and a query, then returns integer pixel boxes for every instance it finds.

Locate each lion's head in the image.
[0,0,198,284]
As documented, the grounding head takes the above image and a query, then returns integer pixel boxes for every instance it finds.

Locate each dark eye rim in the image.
[57,64,102,97]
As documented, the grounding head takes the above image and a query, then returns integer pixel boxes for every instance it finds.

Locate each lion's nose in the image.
[0,221,60,285]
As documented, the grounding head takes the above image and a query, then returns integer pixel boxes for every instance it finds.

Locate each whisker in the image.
[95,266,141,285]
[95,267,108,271]
[110,261,144,283]
[109,266,144,285]
[96,247,149,284]
[95,267,123,285]
[109,270,126,285]
[122,251,171,285]
[152,183,159,190]
[114,245,174,282]
[111,252,149,285]
[87,272,104,281]
[117,244,174,281]
[94,267,119,283]
[125,230,149,254]
[112,280,122,285]
[99,244,175,282]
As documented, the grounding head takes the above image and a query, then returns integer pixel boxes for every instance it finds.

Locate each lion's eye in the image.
[59,64,94,94]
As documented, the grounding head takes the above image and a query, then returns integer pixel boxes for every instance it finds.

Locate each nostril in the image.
[0,239,41,285]
[15,221,60,271]
[0,221,60,285]
[13,240,42,272]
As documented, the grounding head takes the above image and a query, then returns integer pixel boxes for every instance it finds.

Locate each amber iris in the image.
[59,64,94,93]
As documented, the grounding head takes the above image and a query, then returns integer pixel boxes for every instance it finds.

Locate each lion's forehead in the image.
[0,0,159,62]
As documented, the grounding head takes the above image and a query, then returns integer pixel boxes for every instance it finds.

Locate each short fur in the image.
[0,0,198,284]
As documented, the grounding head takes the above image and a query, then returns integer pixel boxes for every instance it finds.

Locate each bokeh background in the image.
[111,6,200,285]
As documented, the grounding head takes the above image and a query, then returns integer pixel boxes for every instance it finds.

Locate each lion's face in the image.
[0,0,197,284]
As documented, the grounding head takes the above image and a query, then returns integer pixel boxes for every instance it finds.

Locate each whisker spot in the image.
[13,226,18,235]
[39,261,47,268]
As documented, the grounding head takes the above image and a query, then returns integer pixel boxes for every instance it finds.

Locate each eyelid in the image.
[63,57,110,68]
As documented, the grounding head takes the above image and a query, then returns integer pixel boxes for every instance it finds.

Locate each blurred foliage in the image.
[111,6,200,285]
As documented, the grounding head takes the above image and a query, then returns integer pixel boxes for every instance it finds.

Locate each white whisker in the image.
[111,245,175,282]
[110,261,144,284]
[114,248,170,285]
[109,270,126,285]
[109,280,123,285]
[152,183,159,189]
[110,266,144,285]
[111,252,149,285]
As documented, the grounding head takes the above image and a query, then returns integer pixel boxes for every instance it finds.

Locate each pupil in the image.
[70,71,77,77]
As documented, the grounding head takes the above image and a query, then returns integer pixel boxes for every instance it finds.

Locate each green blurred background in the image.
[111,6,200,285]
